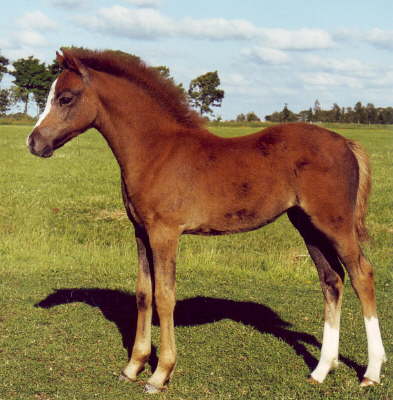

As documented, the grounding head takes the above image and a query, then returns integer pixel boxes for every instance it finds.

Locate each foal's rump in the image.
[254,123,363,240]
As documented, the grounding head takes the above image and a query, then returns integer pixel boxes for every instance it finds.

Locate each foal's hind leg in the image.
[121,227,153,381]
[294,203,386,386]
[333,237,386,385]
[288,207,345,383]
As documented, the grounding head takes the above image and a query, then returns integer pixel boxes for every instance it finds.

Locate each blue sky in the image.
[1,0,393,119]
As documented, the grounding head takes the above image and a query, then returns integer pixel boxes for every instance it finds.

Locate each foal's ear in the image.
[56,50,65,66]
[58,49,89,81]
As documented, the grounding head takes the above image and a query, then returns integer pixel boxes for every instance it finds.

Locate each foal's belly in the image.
[183,203,289,236]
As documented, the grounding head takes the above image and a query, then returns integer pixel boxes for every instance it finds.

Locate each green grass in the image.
[0,124,392,399]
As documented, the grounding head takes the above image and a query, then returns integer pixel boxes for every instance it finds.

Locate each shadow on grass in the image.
[35,288,365,379]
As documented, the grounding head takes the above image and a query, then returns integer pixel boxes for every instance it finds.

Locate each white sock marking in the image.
[364,316,386,383]
[311,322,340,383]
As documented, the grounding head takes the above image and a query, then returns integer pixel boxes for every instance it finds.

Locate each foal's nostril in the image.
[27,135,34,148]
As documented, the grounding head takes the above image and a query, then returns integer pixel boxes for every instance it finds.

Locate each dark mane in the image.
[62,47,204,129]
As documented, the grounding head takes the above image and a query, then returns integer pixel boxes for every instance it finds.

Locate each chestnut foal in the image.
[27,48,386,393]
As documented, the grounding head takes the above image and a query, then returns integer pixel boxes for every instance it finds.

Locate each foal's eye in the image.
[59,96,73,106]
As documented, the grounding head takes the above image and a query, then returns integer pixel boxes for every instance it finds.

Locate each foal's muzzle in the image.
[27,129,54,158]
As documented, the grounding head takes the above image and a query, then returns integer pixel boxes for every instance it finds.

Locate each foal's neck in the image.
[92,71,182,182]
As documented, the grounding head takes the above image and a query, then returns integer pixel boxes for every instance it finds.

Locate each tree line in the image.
[0,49,224,118]
[265,100,393,125]
[2,49,392,124]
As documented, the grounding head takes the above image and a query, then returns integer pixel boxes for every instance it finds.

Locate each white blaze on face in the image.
[34,78,58,128]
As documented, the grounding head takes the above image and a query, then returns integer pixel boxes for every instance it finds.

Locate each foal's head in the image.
[27,51,98,158]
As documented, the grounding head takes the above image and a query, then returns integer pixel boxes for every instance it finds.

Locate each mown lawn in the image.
[0,124,392,399]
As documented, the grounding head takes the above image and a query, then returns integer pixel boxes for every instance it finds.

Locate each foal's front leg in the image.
[144,225,179,393]
[121,227,153,381]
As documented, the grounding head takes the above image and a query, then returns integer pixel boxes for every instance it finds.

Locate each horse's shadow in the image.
[35,288,365,379]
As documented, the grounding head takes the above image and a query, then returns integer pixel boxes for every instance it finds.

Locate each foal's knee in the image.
[154,289,176,315]
[136,291,150,311]
[322,269,343,305]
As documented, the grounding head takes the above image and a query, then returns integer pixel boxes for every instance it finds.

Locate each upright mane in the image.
[62,47,204,129]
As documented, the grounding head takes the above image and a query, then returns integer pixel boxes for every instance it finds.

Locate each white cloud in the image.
[222,73,250,87]
[78,7,172,39]
[122,0,162,8]
[366,28,393,50]
[178,17,260,40]
[0,30,49,51]
[261,28,334,50]
[304,55,374,78]
[335,28,393,51]
[300,72,362,89]
[13,30,49,48]
[369,70,393,87]
[50,0,89,9]
[17,11,57,31]
[77,6,334,50]
[242,47,290,65]
[220,73,253,95]
[0,37,13,50]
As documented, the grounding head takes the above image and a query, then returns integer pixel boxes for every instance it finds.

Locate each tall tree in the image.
[331,103,341,122]
[236,113,246,122]
[354,101,366,124]
[0,54,9,83]
[0,89,11,115]
[188,71,224,115]
[313,99,321,122]
[245,111,260,122]
[10,56,52,114]
[48,58,63,76]
[282,103,290,122]
[9,86,29,113]
[366,103,377,125]
[306,107,313,122]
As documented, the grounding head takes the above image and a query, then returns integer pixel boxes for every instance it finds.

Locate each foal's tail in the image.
[347,140,372,242]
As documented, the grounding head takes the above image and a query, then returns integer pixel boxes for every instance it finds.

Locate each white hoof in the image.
[144,383,162,394]
[360,378,378,387]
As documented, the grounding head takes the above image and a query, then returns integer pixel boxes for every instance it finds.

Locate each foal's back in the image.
[142,123,356,236]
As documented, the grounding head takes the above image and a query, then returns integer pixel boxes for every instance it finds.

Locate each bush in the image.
[0,113,36,125]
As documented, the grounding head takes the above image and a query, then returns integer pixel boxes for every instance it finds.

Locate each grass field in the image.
[0,123,392,399]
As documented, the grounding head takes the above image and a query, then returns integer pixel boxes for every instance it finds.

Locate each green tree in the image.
[48,58,63,76]
[152,65,185,94]
[306,107,313,122]
[282,103,290,122]
[9,85,29,113]
[298,108,313,122]
[188,71,224,115]
[0,54,9,83]
[10,56,53,114]
[153,65,171,79]
[354,101,367,124]
[246,111,260,122]
[313,99,321,122]
[366,103,377,124]
[331,103,341,122]
[0,89,11,115]
[236,113,246,122]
